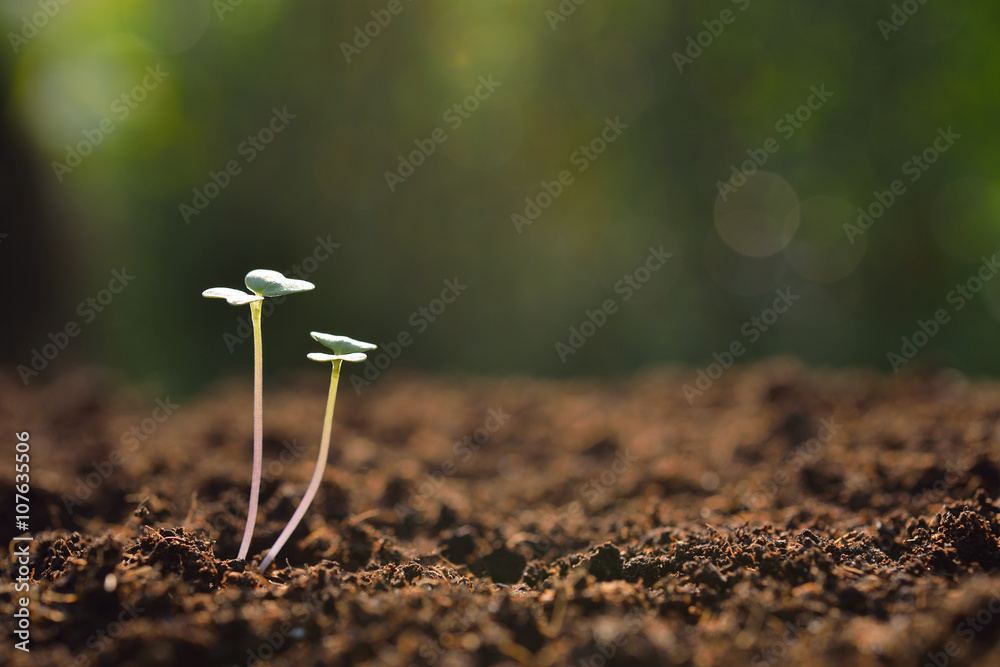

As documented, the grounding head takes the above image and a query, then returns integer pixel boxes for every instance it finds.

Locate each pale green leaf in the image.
[202,287,263,306]
[310,332,377,355]
[307,352,368,363]
[245,269,315,297]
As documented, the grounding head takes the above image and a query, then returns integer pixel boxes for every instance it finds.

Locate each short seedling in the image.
[259,332,376,572]
[203,269,314,560]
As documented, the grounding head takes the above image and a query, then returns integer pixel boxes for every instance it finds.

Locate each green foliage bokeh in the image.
[3,0,999,393]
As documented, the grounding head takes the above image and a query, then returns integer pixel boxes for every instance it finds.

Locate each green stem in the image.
[238,300,264,560]
[260,360,341,572]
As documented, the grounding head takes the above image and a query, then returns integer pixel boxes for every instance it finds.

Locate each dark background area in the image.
[1,0,997,396]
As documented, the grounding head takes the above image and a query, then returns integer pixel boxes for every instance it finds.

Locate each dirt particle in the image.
[482,546,527,584]
[586,543,624,582]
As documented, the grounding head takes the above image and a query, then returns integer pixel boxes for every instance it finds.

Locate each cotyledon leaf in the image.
[245,269,315,297]
[310,332,377,356]
[307,352,369,363]
[202,287,263,306]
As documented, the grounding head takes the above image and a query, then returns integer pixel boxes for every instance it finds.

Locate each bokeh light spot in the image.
[714,171,799,258]
[119,0,211,54]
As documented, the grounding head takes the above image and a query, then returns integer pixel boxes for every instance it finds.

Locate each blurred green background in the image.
[2,0,998,396]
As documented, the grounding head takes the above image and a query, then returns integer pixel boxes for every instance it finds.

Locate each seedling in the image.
[203,269,314,560]
[259,332,376,572]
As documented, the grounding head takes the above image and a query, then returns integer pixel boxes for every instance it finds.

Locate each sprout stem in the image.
[260,359,341,572]
[237,300,264,561]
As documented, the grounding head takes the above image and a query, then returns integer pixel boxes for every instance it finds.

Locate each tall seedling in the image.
[203,269,314,559]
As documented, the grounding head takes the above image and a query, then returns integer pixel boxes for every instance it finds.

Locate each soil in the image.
[3,360,1000,666]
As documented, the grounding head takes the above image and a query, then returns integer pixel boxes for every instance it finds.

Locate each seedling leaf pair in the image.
[203,269,315,304]
[307,332,377,363]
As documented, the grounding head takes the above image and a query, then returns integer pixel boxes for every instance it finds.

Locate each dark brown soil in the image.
[3,360,1000,666]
